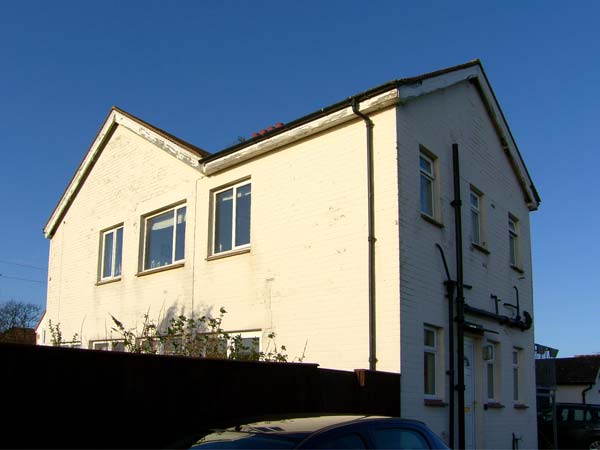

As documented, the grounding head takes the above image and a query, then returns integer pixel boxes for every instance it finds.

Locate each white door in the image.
[464,339,476,449]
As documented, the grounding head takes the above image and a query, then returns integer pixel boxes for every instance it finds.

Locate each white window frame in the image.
[419,152,436,218]
[424,325,438,398]
[91,339,125,352]
[211,180,251,256]
[484,342,498,402]
[142,204,186,271]
[470,188,483,246]
[512,348,522,402]
[509,215,520,266]
[100,225,123,281]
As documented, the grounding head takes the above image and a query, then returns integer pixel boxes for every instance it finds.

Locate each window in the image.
[509,216,519,266]
[212,181,251,255]
[419,152,436,217]
[100,225,123,280]
[484,342,498,401]
[470,188,483,246]
[143,204,186,271]
[513,348,522,401]
[424,326,438,396]
[91,340,125,351]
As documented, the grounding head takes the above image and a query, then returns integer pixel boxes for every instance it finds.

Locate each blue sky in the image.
[0,1,597,357]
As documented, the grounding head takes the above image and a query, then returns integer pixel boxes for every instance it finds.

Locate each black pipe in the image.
[452,144,466,450]
[464,304,532,331]
[436,244,455,449]
[351,99,377,371]
[513,286,521,320]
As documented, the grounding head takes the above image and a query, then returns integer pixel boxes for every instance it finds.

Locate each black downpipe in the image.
[352,99,377,371]
[436,244,455,449]
[452,144,466,450]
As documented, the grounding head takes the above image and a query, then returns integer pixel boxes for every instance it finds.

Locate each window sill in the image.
[207,247,250,261]
[96,277,122,286]
[484,402,505,410]
[136,262,184,277]
[421,213,444,229]
[424,399,447,407]
[510,264,525,274]
[471,243,490,255]
[513,403,529,410]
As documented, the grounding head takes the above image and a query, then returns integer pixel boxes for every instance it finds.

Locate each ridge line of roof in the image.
[201,59,481,163]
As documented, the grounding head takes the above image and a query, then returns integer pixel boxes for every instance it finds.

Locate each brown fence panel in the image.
[1,343,400,449]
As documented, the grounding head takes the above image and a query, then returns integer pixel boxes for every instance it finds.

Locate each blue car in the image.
[187,415,449,449]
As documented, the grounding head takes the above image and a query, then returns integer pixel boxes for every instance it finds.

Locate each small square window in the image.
[142,204,186,271]
[100,225,123,280]
[211,180,251,255]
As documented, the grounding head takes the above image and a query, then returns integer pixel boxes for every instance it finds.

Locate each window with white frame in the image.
[483,342,498,401]
[91,340,125,352]
[509,215,519,266]
[513,348,522,402]
[470,188,483,246]
[424,326,438,396]
[212,180,251,255]
[142,204,186,271]
[100,225,123,280]
[419,152,436,218]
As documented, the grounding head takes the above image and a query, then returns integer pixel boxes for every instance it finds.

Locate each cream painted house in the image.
[39,60,540,449]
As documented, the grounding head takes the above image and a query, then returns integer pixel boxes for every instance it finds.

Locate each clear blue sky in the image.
[0,1,597,357]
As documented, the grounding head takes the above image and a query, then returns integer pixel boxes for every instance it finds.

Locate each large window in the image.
[424,326,438,396]
[100,225,123,280]
[212,181,251,255]
[509,215,519,266]
[419,153,436,218]
[143,204,186,271]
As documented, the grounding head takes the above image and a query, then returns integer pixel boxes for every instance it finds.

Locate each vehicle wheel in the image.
[589,439,600,450]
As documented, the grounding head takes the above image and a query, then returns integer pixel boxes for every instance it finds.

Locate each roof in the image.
[555,355,600,385]
[44,59,540,238]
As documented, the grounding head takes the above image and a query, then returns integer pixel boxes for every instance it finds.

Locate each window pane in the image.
[215,189,233,253]
[175,207,186,261]
[371,428,430,450]
[509,235,516,264]
[513,367,519,400]
[471,210,480,244]
[424,351,436,395]
[145,211,174,269]
[420,176,433,216]
[470,192,479,209]
[114,227,123,276]
[235,184,251,247]
[487,363,495,399]
[102,231,113,278]
[424,328,435,347]
[419,156,432,175]
[94,342,109,351]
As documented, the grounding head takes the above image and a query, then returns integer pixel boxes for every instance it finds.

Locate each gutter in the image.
[351,99,377,371]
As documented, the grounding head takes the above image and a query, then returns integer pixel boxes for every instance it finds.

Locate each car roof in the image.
[224,414,427,434]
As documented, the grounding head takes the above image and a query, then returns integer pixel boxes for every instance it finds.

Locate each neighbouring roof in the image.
[555,355,600,385]
[44,59,540,239]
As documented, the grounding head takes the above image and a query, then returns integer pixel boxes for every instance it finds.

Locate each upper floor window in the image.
[508,215,519,266]
[212,180,251,255]
[470,188,483,246]
[100,225,123,280]
[419,152,436,218]
[143,204,186,271]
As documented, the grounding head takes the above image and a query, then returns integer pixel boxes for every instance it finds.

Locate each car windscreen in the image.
[191,431,301,449]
